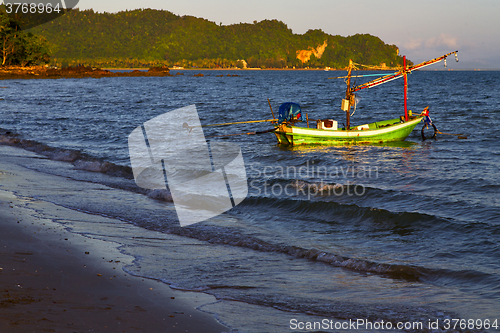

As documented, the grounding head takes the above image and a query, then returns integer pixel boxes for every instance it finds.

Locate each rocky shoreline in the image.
[0,65,172,80]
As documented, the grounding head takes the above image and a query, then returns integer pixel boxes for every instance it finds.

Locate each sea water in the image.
[1,70,499,332]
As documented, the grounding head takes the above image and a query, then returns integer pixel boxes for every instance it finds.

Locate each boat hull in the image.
[274,117,423,146]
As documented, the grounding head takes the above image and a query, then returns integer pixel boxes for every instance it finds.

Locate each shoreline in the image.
[0,65,172,80]
[0,146,229,333]
[1,66,496,81]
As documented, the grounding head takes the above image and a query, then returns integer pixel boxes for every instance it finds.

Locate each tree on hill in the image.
[0,9,50,66]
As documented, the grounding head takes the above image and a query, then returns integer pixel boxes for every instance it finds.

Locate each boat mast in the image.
[403,55,408,121]
[343,59,354,129]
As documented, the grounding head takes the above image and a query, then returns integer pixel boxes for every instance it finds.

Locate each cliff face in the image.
[296,40,328,63]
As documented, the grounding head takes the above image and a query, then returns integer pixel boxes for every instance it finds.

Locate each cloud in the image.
[404,33,459,51]
[405,38,424,51]
[425,33,458,49]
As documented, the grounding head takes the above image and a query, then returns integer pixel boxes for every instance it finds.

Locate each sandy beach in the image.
[0,145,229,333]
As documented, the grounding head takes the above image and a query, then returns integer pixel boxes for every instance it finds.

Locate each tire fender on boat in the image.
[421,123,437,140]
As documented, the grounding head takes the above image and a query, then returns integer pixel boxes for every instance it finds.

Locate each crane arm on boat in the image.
[351,51,459,92]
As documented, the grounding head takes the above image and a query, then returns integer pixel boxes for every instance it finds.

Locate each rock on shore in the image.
[0,65,172,80]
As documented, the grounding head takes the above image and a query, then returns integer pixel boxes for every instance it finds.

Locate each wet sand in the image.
[0,147,229,333]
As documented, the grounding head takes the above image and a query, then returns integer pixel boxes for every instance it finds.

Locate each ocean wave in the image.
[160,223,498,289]
[240,187,443,229]
[0,128,174,202]
[1,128,132,177]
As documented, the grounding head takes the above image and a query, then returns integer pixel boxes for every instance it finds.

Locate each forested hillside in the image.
[0,9,50,66]
[30,8,409,69]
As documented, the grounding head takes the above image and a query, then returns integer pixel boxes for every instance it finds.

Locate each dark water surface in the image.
[1,70,499,332]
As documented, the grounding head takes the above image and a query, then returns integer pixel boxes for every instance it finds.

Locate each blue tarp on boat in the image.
[278,102,303,124]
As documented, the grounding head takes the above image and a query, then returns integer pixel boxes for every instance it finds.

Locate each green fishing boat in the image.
[273,51,459,146]
[274,116,424,145]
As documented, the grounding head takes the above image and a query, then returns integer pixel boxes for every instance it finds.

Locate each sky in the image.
[74,0,500,69]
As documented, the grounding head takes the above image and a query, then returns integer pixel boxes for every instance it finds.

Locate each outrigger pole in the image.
[199,119,277,127]
[184,118,277,131]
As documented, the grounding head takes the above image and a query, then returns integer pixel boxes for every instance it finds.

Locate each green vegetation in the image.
[0,9,50,66]
[27,8,409,69]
